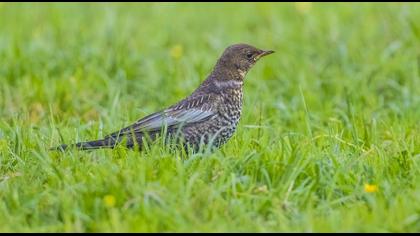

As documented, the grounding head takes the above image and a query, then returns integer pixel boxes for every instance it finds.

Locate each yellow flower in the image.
[364,184,378,193]
[254,185,269,194]
[103,194,116,207]
[170,44,183,60]
[0,139,8,150]
[295,2,312,14]
[29,102,45,123]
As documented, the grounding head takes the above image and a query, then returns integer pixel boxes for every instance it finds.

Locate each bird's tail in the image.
[51,138,118,151]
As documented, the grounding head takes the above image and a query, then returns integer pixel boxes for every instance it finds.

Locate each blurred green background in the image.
[0,2,419,232]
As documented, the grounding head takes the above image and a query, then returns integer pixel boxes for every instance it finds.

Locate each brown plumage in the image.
[54,43,274,152]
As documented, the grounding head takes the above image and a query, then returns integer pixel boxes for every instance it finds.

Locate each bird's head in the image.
[215,43,274,80]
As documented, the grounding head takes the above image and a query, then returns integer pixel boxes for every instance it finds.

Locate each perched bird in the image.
[54,43,274,152]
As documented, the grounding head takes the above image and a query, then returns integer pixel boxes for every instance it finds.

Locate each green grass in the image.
[0,2,419,232]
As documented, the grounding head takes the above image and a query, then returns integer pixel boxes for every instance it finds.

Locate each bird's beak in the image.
[255,50,274,61]
[259,50,275,57]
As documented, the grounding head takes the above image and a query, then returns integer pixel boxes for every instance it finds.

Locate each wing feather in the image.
[105,95,216,138]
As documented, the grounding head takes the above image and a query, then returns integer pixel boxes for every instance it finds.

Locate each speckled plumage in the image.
[54,44,274,152]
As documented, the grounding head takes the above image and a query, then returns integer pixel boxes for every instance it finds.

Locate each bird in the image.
[53,43,274,152]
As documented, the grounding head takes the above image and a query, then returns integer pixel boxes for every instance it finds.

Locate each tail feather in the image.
[51,138,117,151]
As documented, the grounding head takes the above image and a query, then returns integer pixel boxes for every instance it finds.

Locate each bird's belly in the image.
[182,109,241,150]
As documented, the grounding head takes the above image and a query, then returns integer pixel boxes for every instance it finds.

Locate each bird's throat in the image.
[237,68,247,78]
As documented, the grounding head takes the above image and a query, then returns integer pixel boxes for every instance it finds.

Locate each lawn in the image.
[0,2,419,232]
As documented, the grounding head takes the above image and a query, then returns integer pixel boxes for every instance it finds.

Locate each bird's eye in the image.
[246,52,253,59]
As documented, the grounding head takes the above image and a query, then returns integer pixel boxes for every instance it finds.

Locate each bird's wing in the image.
[105,94,217,138]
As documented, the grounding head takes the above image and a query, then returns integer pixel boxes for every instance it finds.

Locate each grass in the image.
[0,2,419,232]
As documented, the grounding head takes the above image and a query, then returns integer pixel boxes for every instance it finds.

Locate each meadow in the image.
[0,2,419,232]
